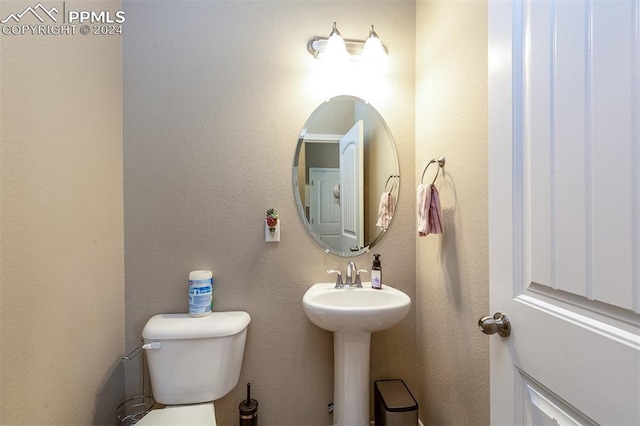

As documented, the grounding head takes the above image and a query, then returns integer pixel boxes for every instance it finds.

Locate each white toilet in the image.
[136,311,251,425]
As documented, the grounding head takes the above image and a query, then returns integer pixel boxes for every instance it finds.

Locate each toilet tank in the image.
[142,311,251,405]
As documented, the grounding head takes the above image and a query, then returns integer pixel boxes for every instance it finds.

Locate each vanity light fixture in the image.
[308,22,389,61]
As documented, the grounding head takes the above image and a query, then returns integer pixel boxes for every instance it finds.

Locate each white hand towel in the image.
[417,183,443,236]
[376,192,396,231]
[417,184,431,235]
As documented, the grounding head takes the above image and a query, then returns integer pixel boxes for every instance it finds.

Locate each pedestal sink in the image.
[302,283,411,426]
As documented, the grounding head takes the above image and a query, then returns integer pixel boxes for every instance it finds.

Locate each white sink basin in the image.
[303,282,411,333]
[303,282,411,425]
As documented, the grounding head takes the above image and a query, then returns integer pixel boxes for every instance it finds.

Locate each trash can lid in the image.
[376,380,418,412]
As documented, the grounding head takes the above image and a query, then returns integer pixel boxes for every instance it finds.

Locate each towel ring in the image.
[384,175,399,193]
[421,156,446,185]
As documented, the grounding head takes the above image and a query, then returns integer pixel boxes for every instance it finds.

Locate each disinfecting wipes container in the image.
[188,270,213,317]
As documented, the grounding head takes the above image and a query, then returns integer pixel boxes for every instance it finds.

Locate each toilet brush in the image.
[239,382,258,425]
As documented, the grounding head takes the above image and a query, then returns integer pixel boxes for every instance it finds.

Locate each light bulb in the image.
[325,22,349,61]
[363,25,387,64]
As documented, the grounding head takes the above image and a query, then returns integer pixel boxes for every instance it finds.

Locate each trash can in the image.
[374,379,418,426]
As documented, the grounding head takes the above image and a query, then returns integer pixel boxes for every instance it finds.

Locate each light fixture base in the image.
[307,36,388,60]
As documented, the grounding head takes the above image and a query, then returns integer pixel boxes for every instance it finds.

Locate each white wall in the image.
[415,1,490,424]
[123,1,416,424]
[0,1,124,424]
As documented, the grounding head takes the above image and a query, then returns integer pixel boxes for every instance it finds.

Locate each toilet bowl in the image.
[135,311,251,425]
[137,403,216,425]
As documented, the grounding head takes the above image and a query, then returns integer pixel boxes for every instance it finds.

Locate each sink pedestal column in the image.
[333,331,371,426]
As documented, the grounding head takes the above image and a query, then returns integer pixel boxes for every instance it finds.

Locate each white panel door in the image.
[339,121,364,253]
[489,0,640,425]
[309,168,341,247]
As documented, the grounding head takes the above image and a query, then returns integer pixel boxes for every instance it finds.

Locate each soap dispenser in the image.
[371,254,382,289]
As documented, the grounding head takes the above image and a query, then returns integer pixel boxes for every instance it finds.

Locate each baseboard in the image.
[370,420,424,426]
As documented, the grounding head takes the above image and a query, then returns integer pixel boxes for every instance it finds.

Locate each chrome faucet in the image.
[327,262,367,289]
[345,261,357,287]
[345,261,365,288]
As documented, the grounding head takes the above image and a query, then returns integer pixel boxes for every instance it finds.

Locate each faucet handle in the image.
[327,270,344,288]
[354,269,368,288]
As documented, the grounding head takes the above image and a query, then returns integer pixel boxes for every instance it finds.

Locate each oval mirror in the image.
[293,95,400,257]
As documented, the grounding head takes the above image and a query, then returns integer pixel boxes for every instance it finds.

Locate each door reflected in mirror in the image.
[293,96,400,257]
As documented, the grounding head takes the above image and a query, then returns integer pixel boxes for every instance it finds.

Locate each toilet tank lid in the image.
[142,311,251,340]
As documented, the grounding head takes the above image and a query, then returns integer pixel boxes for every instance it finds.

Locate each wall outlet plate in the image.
[265,221,280,243]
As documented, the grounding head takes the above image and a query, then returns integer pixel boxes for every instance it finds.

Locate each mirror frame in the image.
[293,95,400,257]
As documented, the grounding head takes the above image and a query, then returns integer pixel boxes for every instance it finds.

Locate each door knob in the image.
[478,312,511,337]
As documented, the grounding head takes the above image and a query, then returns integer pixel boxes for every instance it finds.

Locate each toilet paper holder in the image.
[118,340,155,425]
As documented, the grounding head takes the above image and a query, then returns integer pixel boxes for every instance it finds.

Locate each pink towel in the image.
[376,192,396,231]
[417,183,443,236]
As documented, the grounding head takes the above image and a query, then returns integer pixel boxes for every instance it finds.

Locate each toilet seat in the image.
[136,402,216,425]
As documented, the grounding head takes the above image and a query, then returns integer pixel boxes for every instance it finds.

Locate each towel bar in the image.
[384,174,400,192]
[420,156,445,184]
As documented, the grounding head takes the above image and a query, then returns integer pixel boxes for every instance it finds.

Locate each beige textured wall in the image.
[123,1,415,424]
[0,0,495,423]
[0,1,124,424]
[415,1,489,425]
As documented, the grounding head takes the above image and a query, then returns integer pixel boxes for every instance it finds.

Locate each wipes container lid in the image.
[142,311,250,340]
[189,270,213,281]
